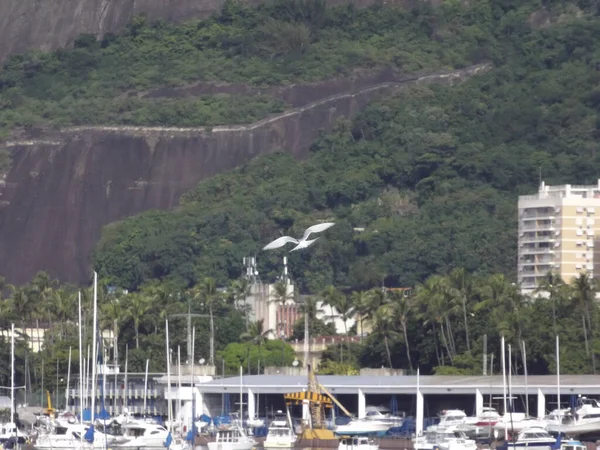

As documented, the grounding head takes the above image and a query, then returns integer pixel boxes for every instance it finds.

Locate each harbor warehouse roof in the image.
[198,374,600,395]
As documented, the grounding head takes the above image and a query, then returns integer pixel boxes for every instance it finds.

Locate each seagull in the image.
[262,222,335,251]
[290,237,320,252]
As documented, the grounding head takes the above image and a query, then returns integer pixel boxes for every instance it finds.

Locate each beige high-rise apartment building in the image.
[518,180,600,294]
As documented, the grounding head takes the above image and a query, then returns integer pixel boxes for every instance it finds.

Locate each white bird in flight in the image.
[262,222,335,251]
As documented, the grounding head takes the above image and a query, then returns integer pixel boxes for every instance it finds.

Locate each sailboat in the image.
[0,324,29,447]
[207,368,256,450]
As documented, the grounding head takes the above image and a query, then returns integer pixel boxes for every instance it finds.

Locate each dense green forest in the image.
[94,13,600,292]
[2,0,600,385]
[0,0,484,134]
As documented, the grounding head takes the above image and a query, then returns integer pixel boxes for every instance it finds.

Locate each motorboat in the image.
[459,407,501,439]
[334,418,390,437]
[207,419,257,450]
[463,407,501,427]
[546,397,600,437]
[413,426,477,450]
[364,406,404,428]
[34,421,124,449]
[496,427,558,450]
[338,436,379,450]
[264,412,296,449]
[0,421,29,444]
[437,410,469,429]
[334,406,401,437]
[493,413,548,439]
[111,422,171,448]
[559,438,586,450]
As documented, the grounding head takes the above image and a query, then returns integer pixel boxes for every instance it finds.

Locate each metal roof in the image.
[198,374,600,395]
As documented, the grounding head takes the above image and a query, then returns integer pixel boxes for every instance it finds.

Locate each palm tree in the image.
[415,275,453,364]
[371,307,400,368]
[534,271,565,335]
[240,319,272,373]
[351,291,371,341]
[270,280,294,339]
[51,288,76,338]
[571,273,597,372]
[230,278,252,328]
[0,282,14,334]
[366,287,388,312]
[9,286,32,338]
[331,294,354,354]
[388,290,414,372]
[143,284,182,334]
[125,293,151,349]
[448,267,473,352]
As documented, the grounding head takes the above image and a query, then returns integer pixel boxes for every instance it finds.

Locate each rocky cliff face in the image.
[0,64,490,284]
[0,0,440,63]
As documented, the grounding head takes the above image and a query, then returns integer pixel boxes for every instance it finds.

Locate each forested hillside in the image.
[2,0,600,383]
[94,7,600,293]
[0,0,482,135]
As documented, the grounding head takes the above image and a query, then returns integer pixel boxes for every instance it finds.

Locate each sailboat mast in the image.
[178,346,182,426]
[10,323,14,429]
[78,293,83,420]
[143,359,149,415]
[91,271,98,422]
[191,327,196,433]
[522,340,529,416]
[85,344,90,411]
[66,347,72,412]
[240,366,243,423]
[124,344,129,413]
[556,335,561,418]
[166,320,172,432]
[508,344,512,412]
[501,336,507,439]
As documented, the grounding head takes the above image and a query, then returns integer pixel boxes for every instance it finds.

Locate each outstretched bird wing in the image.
[262,236,299,250]
[290,237,320,252]
[300,222,335,241]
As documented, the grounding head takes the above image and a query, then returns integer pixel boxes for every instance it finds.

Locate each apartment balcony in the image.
[521,215,556,222]
[519,247,556,255]
[519,235,556,244]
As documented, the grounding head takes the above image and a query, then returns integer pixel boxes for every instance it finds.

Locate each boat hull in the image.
[208,440,257,450]
[335,422,390,437]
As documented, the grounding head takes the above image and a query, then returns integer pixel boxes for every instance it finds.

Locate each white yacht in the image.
[334,418,390,437]
[364,406,404,428]
[338,436,379,450]
[207,420,257,450]
[111,422,171,449]
[34,421,123,450]
[264,412,296,449]
[497,427,557,450]
[335,407,401,437]
[413,426,477,450]
[493,413,548,439]
[0,421,29,445]
[559,438,586,450]
[546,397,600,437]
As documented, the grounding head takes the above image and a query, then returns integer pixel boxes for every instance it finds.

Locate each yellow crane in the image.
[284,364,353,440]
[43,390,56,417]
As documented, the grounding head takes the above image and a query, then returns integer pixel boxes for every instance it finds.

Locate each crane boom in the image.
[317,383,353,417]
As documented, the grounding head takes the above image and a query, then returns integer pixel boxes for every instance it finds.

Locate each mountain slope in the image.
[94,14,600,292]
[0,0,494,283]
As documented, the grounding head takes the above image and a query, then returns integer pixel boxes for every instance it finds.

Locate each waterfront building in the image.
[518,179,600,294]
